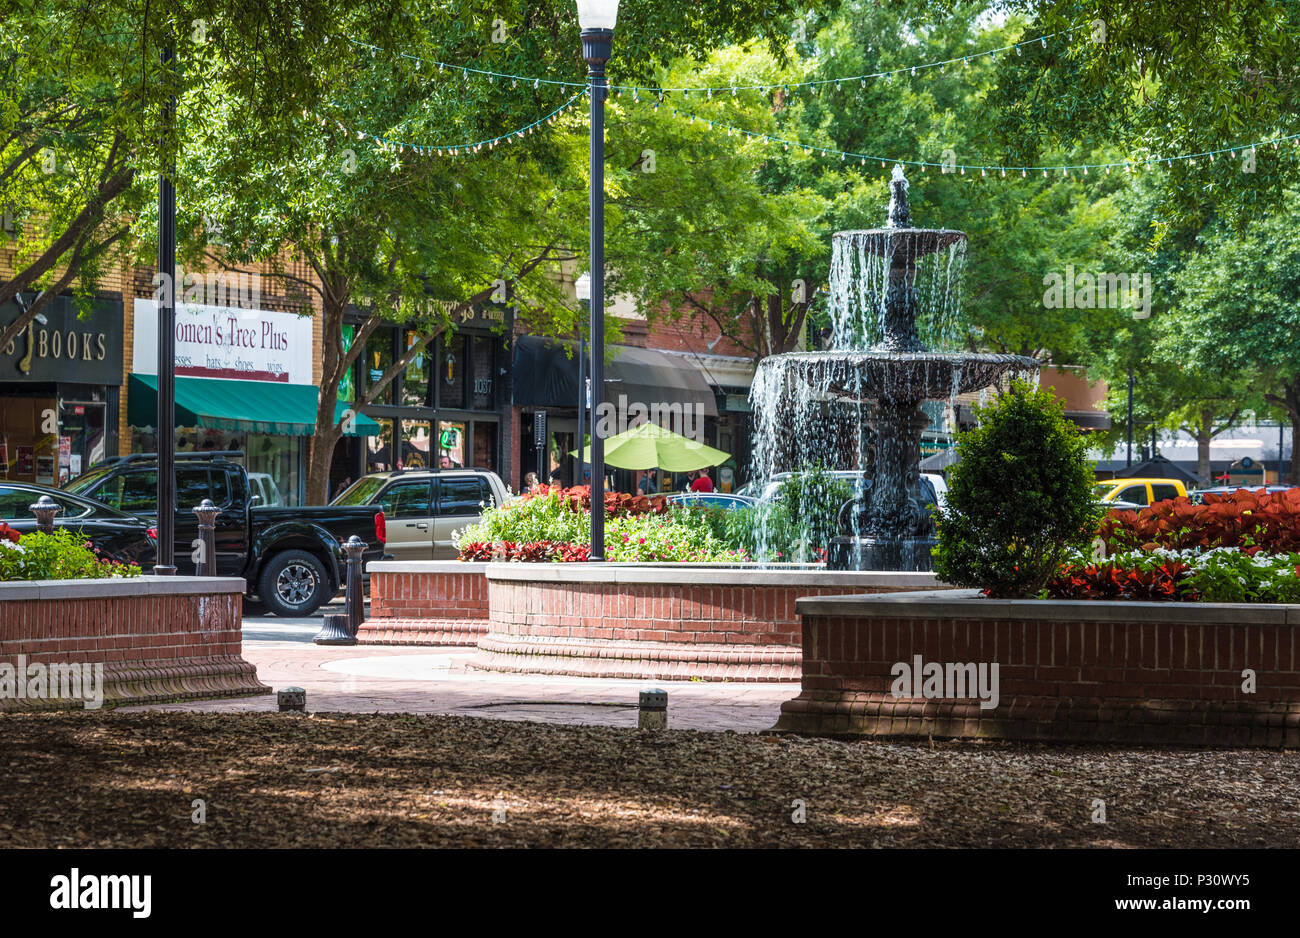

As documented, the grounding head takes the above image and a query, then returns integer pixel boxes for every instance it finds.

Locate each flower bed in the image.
[1101,488,1300,552]
[455,486,748,563]
[0,523,142,581]
[1047,547,1300,603]
[1041,489,1300,603]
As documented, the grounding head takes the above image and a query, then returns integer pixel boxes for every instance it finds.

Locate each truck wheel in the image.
[258,550,329,617]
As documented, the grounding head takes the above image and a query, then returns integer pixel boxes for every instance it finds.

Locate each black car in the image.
[0,480,155,567]
[65,452,387,616]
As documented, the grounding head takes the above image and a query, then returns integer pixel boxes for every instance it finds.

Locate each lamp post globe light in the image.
[577,0,618,562]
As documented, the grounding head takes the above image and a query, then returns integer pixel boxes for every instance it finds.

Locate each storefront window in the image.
[439,334,465,409]
[367,329,394,405]
[402,331,430,406]
[437,420,465,469]
[471,336,494,409]
[339,324,357,402]
[366,418,394,473]
[245,434,303,507]
[128,426,303,506]
[399,420,430,470]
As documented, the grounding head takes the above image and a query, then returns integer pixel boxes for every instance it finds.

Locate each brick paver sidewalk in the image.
[121,641,796,733]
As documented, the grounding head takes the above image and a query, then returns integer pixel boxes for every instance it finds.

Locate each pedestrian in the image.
[524,472,539,492]
[678,471,695,493]
[691,467,715,493]
[332,476,352,500]
[638,472,657,495]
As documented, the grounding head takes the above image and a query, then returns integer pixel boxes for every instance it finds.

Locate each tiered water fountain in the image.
[750,166,1040,570]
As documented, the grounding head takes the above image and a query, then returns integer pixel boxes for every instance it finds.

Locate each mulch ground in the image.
[2,710,1297,848]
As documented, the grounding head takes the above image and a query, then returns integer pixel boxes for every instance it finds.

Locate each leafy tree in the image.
[1161,189,1300,483]
[987,0,1300,230]
[0,0,404,351]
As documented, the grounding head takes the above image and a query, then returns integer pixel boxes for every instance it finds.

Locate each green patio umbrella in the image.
[572,421,730,472]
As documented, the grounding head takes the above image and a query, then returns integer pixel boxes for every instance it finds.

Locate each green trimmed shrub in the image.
[933,379,1100,598]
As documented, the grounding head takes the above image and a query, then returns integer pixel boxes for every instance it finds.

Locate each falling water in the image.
[747,165,1041,570]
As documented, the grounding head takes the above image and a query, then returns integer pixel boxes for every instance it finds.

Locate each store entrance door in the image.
[548,418,578,486]
[58,399,106,484]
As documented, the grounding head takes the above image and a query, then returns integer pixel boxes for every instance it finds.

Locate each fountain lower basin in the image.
[758,350,1040,403]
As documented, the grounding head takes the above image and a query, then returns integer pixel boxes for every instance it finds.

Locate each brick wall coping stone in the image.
[485,562,941,589]
[367,561,489,574]
[796,589,1298,624]
[0,576,245,601]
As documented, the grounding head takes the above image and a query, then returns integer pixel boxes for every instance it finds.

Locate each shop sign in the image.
[133,299,313,383]
[0,295,123,384]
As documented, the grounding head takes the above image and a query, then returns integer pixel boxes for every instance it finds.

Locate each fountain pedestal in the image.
[827,398,936,571]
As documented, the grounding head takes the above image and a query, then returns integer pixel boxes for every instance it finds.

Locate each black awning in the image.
[512,335,718,416]
[511,335,580,408]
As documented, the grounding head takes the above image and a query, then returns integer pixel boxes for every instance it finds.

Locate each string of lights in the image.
[343,25,1082,97]
[665,106,1300,176]
[318,92,585,156]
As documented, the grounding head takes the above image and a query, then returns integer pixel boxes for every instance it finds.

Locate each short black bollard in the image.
[342,535,367,636]
[192,498,219,576]
[29,494,60,534]
[638,688,668,730]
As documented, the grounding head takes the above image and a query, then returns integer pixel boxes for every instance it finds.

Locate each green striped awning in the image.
[128,374,379,437]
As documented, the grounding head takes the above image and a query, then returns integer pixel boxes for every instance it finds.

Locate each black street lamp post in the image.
[156,44,178,575]
[578,0,619,562]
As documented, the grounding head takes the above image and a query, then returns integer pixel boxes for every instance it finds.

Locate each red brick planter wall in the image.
[0,578,269,711]
[469,565,945,682]
[772,590,1300,746]
[358,562,489,646]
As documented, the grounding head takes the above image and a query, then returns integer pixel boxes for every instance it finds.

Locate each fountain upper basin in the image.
[834,228,967,258]
[758,349,1041,403]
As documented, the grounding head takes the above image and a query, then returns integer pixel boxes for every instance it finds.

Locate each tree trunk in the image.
[305,284,350,505]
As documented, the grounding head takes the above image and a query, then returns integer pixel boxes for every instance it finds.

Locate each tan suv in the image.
[331,468,509,559]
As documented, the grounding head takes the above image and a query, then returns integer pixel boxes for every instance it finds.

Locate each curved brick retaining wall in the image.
[0,577,269,711]
[772,589,1300,746]
[358,561,489,646]
[470,564,946,682]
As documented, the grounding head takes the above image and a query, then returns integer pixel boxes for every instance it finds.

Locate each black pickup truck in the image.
[65,452,386,616]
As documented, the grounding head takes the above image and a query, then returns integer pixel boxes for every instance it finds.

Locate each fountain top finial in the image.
[886,164,911,229]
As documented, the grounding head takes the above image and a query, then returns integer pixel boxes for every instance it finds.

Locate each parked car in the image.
[1189,485,1297,505]
[65,451,386,616]
[331,467,510,560]
[1094,477,1188,507]
[665,492,757,510]
[752,470,949,511]
[0,480,156,566]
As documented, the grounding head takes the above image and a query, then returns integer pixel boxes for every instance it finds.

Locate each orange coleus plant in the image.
[1100,488,1300,553]
[522,484,671,517]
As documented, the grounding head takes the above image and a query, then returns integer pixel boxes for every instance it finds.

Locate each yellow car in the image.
[1095,478,1188,508]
